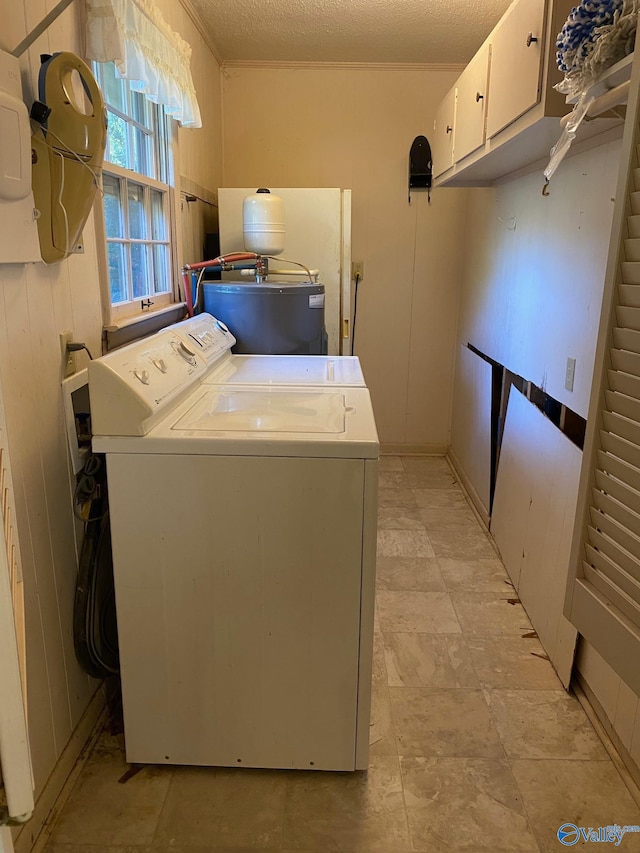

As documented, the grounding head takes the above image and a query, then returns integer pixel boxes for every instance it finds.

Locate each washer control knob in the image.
[134,369,150,385]
[152,358,168,373]
[216,319,230,334]
[177,341,197,365]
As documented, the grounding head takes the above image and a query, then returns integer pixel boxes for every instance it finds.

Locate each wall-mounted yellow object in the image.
[31,52,106,264]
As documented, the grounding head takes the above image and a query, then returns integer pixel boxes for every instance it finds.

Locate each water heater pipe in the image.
[182,252,259,316]
[239,268,320,281]
[183,252,259,271]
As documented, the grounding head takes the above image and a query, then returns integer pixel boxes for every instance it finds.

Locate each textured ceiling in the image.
[190,0,514,64]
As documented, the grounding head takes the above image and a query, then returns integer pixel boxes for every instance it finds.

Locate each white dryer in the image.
[88,322,378,772]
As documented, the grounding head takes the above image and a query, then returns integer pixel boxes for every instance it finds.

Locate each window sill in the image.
[104,302,187,350]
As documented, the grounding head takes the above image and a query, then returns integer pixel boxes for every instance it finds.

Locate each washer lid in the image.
[173,389,347,433]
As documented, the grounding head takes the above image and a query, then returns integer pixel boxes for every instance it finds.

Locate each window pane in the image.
[152,245,170,294]
[150,191,166,240]
[131,244,150,299]
[101,63,126,113]
[131,91,147,127]
[96,63,174,313]
[132,126,152,178]
[106,111,129,169]
[107,243,127,303]
[103,175,123,238]
[127,184,146,240]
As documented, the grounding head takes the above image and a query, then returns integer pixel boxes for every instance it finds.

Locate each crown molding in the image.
[172,5,465,75]
[222,60,466,72]
[178,0,223,65]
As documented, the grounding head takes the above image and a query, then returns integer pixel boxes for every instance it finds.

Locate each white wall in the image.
[450,141,620,519]
[221,65,468,450]
[1,1,223,842]
[449,140,640,758]
[576,640,640,781]
[456,140,621,419]
[0,1,104,807]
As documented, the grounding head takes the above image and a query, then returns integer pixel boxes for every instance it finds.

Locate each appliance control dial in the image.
[172,340,197,365]
[133,368,150,385]
[216,319,230,334]
[152,357,168,373]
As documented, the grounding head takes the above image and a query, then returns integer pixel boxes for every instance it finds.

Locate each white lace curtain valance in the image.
[84,0,202,128]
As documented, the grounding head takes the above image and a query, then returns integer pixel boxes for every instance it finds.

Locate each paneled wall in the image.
[456,140,622,424]
[0,0,222,840]
[449,141,639,756]
[0,1,104,808]
[221,65,468,450]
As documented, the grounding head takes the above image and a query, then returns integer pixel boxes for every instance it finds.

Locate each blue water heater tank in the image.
[202,280,327,355]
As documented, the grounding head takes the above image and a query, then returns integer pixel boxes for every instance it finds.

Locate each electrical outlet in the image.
[565,357,576,392]
[352,261,364,282]
[60,330,75,378]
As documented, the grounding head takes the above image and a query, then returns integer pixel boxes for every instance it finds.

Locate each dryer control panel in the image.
[169,313,236,367]
[89,330,209,436]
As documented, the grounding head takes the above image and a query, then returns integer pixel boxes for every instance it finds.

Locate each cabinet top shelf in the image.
[566,53,634,105]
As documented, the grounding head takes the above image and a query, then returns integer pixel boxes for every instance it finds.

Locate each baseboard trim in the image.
[380,443,447,456]
[573,676,640,806]
[14,687,106,853]
[446,448,491,529]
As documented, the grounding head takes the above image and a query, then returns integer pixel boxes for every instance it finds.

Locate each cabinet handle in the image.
[446,125,452,134]
[476,92,484,102]
[526,32,538,47]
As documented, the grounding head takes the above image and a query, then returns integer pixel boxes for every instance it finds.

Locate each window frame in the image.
[93,64,183,328]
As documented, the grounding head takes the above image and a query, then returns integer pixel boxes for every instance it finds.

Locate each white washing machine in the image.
[170,313,366,387]
[88,322,378,772]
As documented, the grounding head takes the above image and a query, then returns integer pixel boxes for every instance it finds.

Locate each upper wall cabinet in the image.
[432,88,457,176]
[486,0,546,139]
[455,41,491,162]
[433,0,619,186]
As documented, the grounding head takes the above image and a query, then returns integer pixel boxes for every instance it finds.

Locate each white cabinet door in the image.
[432,87,456,177]
[454,42,491,163]
[486,0,546,139]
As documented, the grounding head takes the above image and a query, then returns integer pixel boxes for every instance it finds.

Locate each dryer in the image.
[88,321,378,772]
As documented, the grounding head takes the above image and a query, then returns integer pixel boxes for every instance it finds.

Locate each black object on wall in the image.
[467,343,586,513]
[409,135,432,203]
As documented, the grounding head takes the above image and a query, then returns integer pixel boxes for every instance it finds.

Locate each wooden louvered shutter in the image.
[566,52,640,694]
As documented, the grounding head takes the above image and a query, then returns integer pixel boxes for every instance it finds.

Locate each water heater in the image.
[242,188,285,255]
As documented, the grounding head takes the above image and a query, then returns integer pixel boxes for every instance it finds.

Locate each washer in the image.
[89,322,378,772]
[170,313,366,387]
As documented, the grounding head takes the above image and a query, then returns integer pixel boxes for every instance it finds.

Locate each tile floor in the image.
[44,456,640,853]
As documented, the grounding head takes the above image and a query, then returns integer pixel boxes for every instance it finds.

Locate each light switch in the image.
[565,357,576,392]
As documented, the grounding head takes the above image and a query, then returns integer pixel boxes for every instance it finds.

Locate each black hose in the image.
[352,272,361,353]
[73,455,119,678]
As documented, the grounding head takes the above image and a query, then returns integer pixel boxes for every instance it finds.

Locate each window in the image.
[95,62,177,322]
